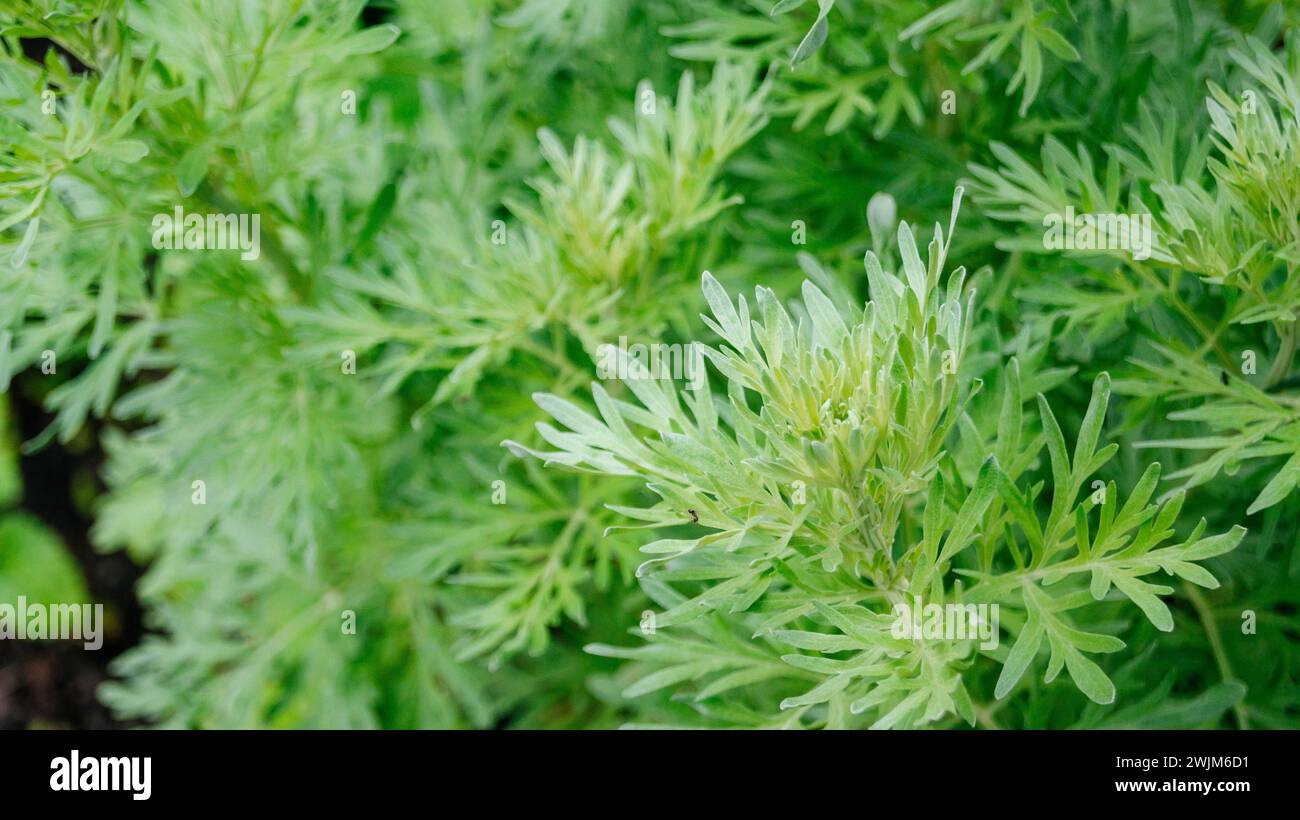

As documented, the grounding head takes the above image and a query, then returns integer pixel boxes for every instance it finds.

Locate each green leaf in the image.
[995,609,1043,699]
[1037,393,1071,516]
[790,0,836,67]
[801,280,848,349]
[701,271,747,350]
[896,220,928,309]
[1036,26,1081,62]
[1062,644,1116,705]
[0,514,89,604]
[1072,372,1110,481]
[1247,450,1300,515]
[176,141,213,196]
[938,456,999,564]
[1110,574,1174,632]
[342,24,401,55]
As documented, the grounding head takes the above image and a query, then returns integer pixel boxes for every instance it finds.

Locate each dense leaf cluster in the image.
[1,0,1296,727]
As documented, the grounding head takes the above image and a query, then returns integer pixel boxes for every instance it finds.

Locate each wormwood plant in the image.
[969,37,1300,514]
[1,0,775,727]
[0,0,1296,728]
[510,195,1245,727]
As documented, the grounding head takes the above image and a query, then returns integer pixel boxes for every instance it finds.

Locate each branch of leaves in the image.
[1122,348,1300,514]
[986,501,1243,707]
[959,372,1247,703]
[771,599,977,728]
[972,481,1246,703]
[585,578,815,714]
[899,0,1081,115]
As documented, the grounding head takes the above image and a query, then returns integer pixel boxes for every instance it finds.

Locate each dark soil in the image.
[0,372,146,729]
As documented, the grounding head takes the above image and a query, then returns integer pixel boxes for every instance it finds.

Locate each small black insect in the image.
[1220,370,1230,386]
[687,508,699,524]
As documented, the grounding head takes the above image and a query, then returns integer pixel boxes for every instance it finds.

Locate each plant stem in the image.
[1265,321,1298,389]
[1183,581,1249,729]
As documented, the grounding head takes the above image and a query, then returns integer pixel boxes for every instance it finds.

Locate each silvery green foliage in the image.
[1,0,1296,729]
[0,0,775,726]
[967,36,1300,516]
[667,0,1080,138]
[512,197,1245,728]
